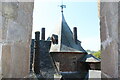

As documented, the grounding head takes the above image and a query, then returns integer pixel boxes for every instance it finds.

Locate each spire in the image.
[49,7,86,53]
[60,0,66,13]
[49,2,86,53]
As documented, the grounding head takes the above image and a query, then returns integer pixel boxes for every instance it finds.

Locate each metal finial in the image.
[60,5,66,13]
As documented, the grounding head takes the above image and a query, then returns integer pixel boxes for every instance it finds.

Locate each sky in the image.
[33,0,100,51]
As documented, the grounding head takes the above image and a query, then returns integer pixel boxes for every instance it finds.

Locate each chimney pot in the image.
[73,27,77,44]
[41,28,45,40]
[35,31,40,41]
[34,31,40,74]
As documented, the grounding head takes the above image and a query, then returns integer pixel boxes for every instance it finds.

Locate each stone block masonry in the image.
[39,40,56,79]
[100,2,119,78]
[0,2,34,78]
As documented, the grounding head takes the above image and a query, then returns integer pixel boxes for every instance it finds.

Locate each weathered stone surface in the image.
[0,15,2,42]
[51,52,85,72]
[100,16,107,42]
[2,2,18,20]
[118,1,120,78]
[1,0,34,2]
[39,40,56,79]
[2,44,11,77]
[0,2,34,78]
[0,44,2,79]
[101,41,118,77]
[100,2,119,78]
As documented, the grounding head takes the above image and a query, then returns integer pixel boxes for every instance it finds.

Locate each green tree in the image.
[92,50,101,59]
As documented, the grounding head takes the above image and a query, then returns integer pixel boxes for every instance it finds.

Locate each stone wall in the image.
[39,40,56,79]
[0,1,34,78]
[51,52,85,72]
[118,1,120,78]
[100,2,119,78]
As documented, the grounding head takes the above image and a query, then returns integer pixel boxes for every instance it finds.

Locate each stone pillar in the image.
[0,1,34,78]
[100,2,119,78]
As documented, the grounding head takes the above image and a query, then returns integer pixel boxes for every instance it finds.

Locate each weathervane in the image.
[60,0,66,13]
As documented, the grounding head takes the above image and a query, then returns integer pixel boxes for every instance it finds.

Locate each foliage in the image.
[92,50,101,59]
[86,49,97,54]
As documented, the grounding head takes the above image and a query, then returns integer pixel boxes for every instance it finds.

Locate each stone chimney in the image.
[34,31,40,74]
[41,28,45,40]
[73,27,77,44]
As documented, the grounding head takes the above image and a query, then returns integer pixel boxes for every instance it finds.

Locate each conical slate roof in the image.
[49,13,86,53]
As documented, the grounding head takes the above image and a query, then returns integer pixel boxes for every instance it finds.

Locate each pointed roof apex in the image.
[49,11,86,53]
